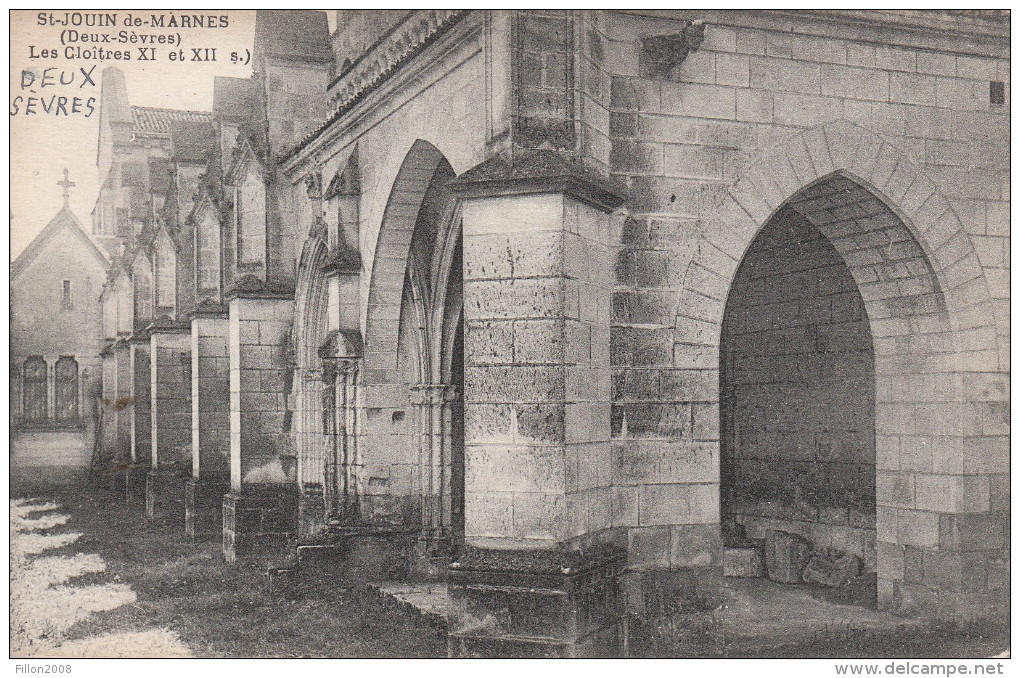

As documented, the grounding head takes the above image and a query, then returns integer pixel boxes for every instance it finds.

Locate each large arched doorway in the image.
[690,149,987,611]
[395,155,465,554]
[721,203,877,598]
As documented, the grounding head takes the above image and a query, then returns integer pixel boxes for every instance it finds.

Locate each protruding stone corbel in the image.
[640,20,707,79]
[304,171,323,199]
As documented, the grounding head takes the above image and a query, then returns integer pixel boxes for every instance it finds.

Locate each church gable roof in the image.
[11,206,110,280]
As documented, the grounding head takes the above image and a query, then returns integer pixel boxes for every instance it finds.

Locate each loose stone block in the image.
[764,530,811,583]
[723,546,764,578]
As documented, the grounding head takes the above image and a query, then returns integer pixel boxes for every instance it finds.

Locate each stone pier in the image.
[128,333,151,497]
[186,309,231,539]
[447,152,626,656]
[147,326,192,526]
[222,292,298,561]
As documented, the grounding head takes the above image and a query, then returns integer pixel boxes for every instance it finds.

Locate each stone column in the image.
[446,150,626,657]
[186,308,231,539]
[412,383,449,536]
[147,325,192,526]
[222,292,297,562]
[296,366,326,535]
[129,333,152,498]
[113,340,133,488]
[318,349,361,527]
[411,382,457,576]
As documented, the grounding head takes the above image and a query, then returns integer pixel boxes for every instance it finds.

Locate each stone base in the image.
[185,478,227,540]
[127,464,151,500]
[297,492,326,538]
[267,525,423,596]
[222,487,298,563]
[447,544,627,658]
[318,526,418,580]
[145,469,186,526]
[622,566,724,617]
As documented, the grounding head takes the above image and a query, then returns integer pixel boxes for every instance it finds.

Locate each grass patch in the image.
[18,485,447,658]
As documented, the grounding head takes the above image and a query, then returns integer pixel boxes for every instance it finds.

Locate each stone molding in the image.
[450,148,627,213]
[285,10,468,163]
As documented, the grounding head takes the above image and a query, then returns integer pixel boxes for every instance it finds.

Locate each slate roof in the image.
[131,106,212,138]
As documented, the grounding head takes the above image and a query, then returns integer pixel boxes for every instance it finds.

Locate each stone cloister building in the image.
[95,10,1008,656]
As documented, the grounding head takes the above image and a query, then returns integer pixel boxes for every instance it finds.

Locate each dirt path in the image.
[10,498,192,657]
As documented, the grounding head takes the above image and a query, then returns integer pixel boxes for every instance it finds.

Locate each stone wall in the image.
[721,209,876,568]
[269,10,1007,624]
[601,11,1007,614]
[228,296,295,491]
[192,315,231,480]
[150,331,192,471]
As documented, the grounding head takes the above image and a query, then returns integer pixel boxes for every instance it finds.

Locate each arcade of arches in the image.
[73,10,1009,657]
[291,144,465,571]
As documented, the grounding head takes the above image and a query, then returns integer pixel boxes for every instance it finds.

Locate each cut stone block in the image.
[723,546,764,578]
[802,549,862,587]
[764,530,811,583]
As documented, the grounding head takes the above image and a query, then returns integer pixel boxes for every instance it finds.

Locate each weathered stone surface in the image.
[723,546,764,578]
[448,544,627,658]
[764,530,811,584]
[92,9,1010,630]
[802,549,862,587]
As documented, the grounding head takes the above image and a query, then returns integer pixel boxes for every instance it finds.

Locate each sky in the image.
[9,10,333,260]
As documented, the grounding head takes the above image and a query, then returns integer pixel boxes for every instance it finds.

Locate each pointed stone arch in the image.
[361,138,465,551]
[364,139,450,380]
[674,120,1006,615]
[681,121,997,359]
[294,234,331,373]
[292,231,331,500]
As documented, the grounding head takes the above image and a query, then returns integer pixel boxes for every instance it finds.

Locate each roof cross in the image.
[57,168,75,207]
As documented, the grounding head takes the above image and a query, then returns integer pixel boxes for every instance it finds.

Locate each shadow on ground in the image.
[11,482,1008,659]
[11,483,446,658]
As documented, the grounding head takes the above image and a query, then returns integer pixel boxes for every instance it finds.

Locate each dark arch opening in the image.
[720,206,877,605]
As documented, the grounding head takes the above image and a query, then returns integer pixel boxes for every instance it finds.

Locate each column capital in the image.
[448,148,627,213]
[410,382,456,405]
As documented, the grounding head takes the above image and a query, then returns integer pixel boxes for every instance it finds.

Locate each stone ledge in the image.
[448,543,627,657]
[224,275,296,301]
[449,149,628,213]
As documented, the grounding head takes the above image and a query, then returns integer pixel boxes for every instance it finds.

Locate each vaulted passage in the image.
[721,206,878,588]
